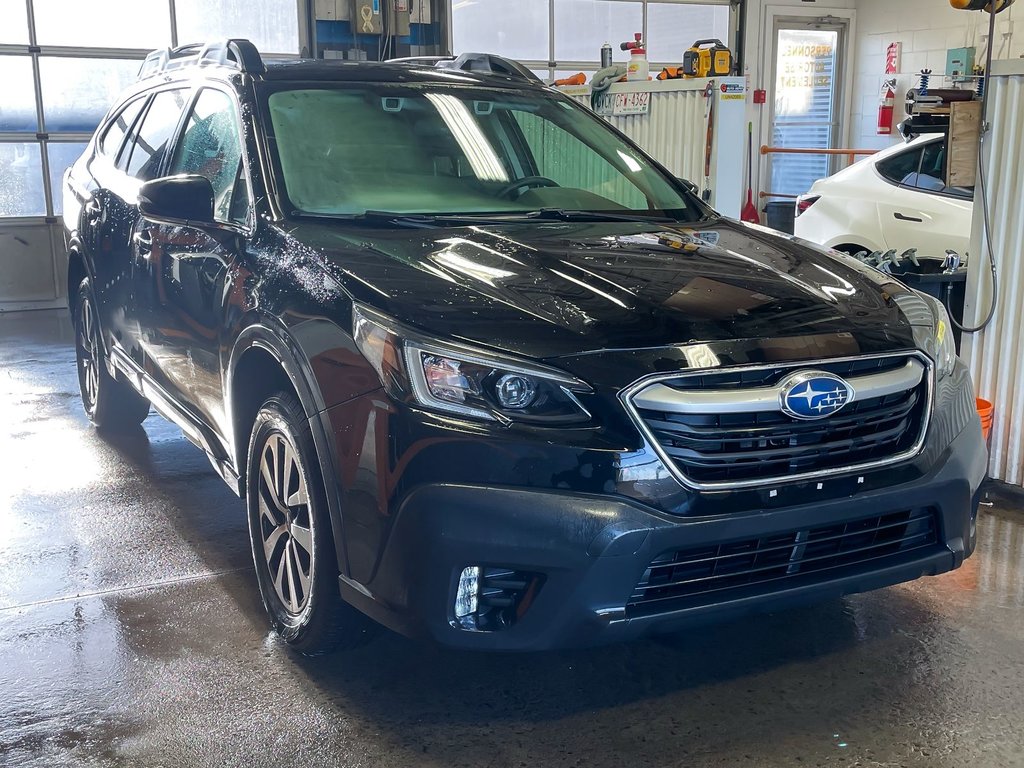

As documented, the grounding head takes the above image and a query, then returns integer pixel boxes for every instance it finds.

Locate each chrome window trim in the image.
[618,350,935,492]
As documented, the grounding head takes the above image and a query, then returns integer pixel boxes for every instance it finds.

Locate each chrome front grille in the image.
[621,353,932,490]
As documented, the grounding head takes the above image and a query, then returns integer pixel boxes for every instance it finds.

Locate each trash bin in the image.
[890,268,967,353]
[764,200,795,234]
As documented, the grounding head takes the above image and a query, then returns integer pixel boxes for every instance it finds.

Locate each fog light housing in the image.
[453,566,481,630]
[451,566,544,632]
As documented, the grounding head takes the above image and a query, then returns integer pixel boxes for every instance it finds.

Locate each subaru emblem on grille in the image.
[779,371,854,421]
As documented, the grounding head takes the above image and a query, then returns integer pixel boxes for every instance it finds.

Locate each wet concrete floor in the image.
[2,308,1024,768]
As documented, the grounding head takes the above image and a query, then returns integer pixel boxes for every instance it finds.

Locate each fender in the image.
[65,233,94,306]
[228,317,376,580]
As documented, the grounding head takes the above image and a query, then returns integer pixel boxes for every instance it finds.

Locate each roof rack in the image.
[138,39,265,81]
[387,52,543,85]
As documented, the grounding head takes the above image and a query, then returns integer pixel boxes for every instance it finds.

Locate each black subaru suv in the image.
[63,40,986,653]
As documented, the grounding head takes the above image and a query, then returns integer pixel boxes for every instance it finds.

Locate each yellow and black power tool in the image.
[682,39,733,78]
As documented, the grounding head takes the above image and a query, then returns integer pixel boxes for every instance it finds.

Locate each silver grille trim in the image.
[632,359,925,415]
[619,351,934,492]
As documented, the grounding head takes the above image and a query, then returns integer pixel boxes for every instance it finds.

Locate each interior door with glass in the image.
[768,18,847,199]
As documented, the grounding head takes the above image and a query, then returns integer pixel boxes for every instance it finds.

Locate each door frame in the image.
[757,4,856,202]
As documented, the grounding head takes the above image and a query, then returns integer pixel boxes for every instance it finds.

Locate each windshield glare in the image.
[265,84,694,219]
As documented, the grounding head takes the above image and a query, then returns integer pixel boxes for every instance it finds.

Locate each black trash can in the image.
[891,268,967,353]
[764,200,795,234]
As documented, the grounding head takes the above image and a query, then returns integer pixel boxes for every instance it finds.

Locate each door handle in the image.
[893,212,924,223]
[133,228,153,258]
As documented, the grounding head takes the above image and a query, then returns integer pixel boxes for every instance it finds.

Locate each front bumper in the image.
[339,415,987,651]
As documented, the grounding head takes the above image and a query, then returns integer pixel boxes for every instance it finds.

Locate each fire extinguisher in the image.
[877,77,897,135]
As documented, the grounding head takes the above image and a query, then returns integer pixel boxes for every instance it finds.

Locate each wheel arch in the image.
[66,242,91,316]
[227,321,351,577]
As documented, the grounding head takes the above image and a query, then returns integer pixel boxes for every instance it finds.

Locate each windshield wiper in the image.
[524,208,680,224]
[290,210,429,227]
[294,210,532,228]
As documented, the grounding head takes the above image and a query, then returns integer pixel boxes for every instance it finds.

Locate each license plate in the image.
[595,91,650,116]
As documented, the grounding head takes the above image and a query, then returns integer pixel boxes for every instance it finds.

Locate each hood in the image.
[285,216,928,363]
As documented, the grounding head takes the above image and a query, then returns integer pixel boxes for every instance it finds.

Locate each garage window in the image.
[452,0,732,82]
[0,1,302,224]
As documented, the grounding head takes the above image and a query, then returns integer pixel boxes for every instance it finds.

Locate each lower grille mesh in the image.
[628,508,940,616]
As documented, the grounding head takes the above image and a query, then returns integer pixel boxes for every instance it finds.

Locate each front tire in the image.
[74,278,150,430]
[245,392,371,654]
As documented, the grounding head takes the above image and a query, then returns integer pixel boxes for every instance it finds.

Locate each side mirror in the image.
[138,175,216,226]
[677,178,699,195]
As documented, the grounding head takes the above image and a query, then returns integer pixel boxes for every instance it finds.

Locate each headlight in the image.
[352,304,592,425]
[920,295,957,379]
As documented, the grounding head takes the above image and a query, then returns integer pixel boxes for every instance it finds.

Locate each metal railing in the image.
[759,145,879,199]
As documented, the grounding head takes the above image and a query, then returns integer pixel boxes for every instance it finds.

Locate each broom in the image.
[741,122,760,224]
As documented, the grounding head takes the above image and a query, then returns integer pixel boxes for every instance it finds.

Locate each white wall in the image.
[849,0,1021,150]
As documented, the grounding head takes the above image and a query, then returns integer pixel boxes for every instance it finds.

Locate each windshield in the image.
[263,83,696,220]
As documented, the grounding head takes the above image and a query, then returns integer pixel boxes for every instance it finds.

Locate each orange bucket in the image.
[976,398,994,442]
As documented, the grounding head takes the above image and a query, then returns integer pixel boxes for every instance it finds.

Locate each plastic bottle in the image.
[626,46,649,81]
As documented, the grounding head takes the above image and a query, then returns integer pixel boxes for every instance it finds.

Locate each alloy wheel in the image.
[257,432,314,615]
[77,296,99,410]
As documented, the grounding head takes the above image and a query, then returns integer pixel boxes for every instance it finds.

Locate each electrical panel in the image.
[946,47,976,82]
[350,0,383,34]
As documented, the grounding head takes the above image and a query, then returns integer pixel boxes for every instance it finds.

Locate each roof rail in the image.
[385,55,454,66]
[137,39,265,80]
[386,52,543,85]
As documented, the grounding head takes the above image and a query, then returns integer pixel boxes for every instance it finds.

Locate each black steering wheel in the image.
[496,175,560,200]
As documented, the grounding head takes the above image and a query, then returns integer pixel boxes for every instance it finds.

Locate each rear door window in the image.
[122,88,189,180]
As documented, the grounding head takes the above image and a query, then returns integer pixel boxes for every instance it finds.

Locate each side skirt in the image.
[109,346,243,497]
